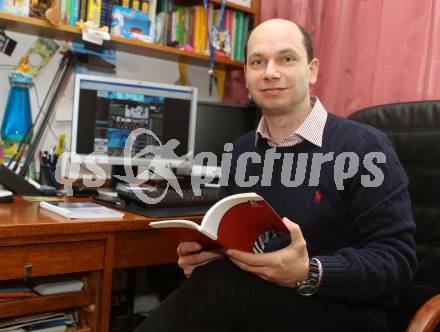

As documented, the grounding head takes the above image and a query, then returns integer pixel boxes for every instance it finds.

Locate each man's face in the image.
[244,21,319,114]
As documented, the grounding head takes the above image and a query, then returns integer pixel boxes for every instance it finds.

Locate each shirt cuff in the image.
[314,255,348,297]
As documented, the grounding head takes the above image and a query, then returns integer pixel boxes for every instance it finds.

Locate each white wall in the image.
[0,30,220,156]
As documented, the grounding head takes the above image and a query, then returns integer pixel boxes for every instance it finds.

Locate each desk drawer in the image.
[114,231,178,269]
[0,241,105,280]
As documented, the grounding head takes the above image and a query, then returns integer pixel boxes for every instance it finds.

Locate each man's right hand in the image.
[177,241,224,277]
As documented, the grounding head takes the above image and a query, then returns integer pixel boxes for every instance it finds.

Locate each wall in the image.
[0,30,220,157]
[259,0,440,117]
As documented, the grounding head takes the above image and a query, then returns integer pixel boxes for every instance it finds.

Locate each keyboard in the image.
[117,186,220,209]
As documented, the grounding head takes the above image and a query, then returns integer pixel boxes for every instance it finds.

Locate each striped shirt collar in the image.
[255,96,328,148]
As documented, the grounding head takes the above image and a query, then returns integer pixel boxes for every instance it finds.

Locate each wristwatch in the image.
[296,257,321,297]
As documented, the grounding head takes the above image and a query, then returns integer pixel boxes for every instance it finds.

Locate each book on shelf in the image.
[86,0,102,26]
[0,312,68,332]
[0,289,36,301]
[149,192,289,252]
[99,0,113,28]
[0,291,35,299]
[39,201,124,219]
[23,319,66,332]
[0,282,37,301]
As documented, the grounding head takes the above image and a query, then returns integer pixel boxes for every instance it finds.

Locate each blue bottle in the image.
[1,73,33,143]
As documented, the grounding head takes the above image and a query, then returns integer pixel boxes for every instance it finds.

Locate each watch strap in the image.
[296,257,322,297]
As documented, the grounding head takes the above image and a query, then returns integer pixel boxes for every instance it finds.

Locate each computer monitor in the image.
[71,74,198,169]
[190,101,260,178]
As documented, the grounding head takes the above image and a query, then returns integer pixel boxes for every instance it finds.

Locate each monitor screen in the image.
[71,74,198,167]
[190,101,260,178]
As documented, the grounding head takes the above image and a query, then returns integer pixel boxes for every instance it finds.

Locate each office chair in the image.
[349,100,440,332]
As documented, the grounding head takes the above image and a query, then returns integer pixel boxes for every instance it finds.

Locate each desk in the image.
[0,197,201,332]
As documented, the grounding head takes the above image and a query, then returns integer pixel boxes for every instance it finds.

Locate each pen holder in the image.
[40,162,60,189]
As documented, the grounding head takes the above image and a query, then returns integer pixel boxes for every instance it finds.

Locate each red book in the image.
[0,292,35,298]
[149,193,288,252]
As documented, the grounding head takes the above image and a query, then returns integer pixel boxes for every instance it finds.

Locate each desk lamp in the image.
[1,72,33,143]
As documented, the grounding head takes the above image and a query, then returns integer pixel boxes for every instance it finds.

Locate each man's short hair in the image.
[244,22,314,64]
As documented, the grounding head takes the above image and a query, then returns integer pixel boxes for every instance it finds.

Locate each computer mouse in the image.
[0,189,13,203]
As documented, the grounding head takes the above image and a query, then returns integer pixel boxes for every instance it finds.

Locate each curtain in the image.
[242,0,440,117]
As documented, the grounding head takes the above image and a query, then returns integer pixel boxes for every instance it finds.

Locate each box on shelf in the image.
[227,0,251,8]
[111,5,154,43]
[1,0,30,16]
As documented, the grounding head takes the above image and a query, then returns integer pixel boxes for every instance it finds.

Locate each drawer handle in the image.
[24,264,32,280]
[84,304,95,313]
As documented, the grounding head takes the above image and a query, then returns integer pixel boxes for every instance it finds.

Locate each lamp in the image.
[1,72,33,143]
[0,46,115,195]
[0,50,76,195]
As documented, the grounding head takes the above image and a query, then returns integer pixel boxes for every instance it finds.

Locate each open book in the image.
[149,192,289,252]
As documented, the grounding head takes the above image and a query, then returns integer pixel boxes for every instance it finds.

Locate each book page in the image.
[200,192,263,239]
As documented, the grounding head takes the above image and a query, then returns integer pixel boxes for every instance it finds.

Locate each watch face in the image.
[297,284,318,297]
[296,258,321,297]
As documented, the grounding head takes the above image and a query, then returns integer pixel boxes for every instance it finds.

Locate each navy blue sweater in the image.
[220,113,417,305]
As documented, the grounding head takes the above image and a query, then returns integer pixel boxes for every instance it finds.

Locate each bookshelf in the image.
[0,237,103,330]
[0,0,259,70]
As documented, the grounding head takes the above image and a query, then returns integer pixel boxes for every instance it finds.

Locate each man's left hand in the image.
[226,217,310,288]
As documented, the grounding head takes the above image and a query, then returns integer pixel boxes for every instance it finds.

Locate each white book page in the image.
[149,219,201,230]
[200,192,263,240]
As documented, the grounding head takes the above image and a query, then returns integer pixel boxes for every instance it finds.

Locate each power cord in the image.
[31,84,70,152]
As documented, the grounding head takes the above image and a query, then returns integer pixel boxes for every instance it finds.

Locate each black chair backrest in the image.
[349,100,440,332]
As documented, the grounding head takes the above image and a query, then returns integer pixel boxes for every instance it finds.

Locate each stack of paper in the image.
[33,280,84,296]
[0,312,68,332]
[0,287,36,301]
[39,201,124,219]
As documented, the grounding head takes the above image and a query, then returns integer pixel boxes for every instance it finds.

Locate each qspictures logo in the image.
[55,129,386,204]
[113,128,192,204]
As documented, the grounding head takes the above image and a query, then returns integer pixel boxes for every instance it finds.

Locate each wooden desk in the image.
[0,197,201,331]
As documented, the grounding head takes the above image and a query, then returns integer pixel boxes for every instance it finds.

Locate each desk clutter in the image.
[38,149,60,190]
[0,279,84,299]
[0,279,84,331]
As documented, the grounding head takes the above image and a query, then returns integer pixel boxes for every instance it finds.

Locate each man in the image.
[136,19,416,331]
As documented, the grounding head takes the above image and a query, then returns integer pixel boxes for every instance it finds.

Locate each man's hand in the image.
[226,218,309,288]
[177,241,224,277]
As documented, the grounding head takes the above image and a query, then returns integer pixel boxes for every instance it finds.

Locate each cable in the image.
[32,84,41,109]
[20,51,75,176]
[31,85,70,152]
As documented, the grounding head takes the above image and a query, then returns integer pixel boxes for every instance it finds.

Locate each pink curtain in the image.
[236,0,440,117]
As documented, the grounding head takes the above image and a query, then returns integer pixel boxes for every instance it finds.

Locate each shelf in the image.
[0,12,245,70]
[0,290,94,319]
